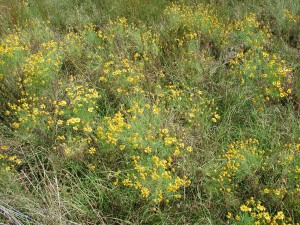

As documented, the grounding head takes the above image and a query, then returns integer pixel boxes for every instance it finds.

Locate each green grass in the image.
[0,0,300,224]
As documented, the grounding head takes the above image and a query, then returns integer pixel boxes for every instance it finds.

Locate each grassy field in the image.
[0,0,300,224]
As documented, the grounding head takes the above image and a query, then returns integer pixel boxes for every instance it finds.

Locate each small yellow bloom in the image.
[150,207,157,212]
[257,204,266,211]
[141,187,150,198]
[144,146,152,153]
[58,100,67,106]
[12,122,20,128]
[235,215,240,221]
[275,211,285,220]
[84,125,92,132]
[189,113,195,118]
[113,178,118,186]
[89,165,96,171]
[123,178,133,186]
[99,76,107,82]
[161,128,168,134]
[65,148,71,154]
[153,105,160,114]
[88,147,96,155]
[56,135,65,140]
[1,145,8,150]
[274,189,281,196]
[187,146,193,152]
[240,204,252,212]
[226,212,232,219]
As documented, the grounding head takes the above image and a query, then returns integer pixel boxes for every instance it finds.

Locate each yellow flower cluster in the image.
[229,13,272,48]
[230,48,294,106]
[3,17,221,203]
[228,197,298,225]
[93,101,195,203]
[8,72,99,157]
[228,14,294,107]
[2,7,220,204]
[53,80,99,156]
[207,138,300,223]
[0,33,28,59]
[122,154,190,203]
[159,84,220,125]
[96,111,130,145]
[21,40,62,91]
[99,54,146,98]
[0,145,21,173]
[283,9,299,23]
[209,138,261,193]
[164,3,226,44]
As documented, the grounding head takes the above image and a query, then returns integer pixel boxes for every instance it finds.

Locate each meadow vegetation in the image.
[0,0,300,224]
